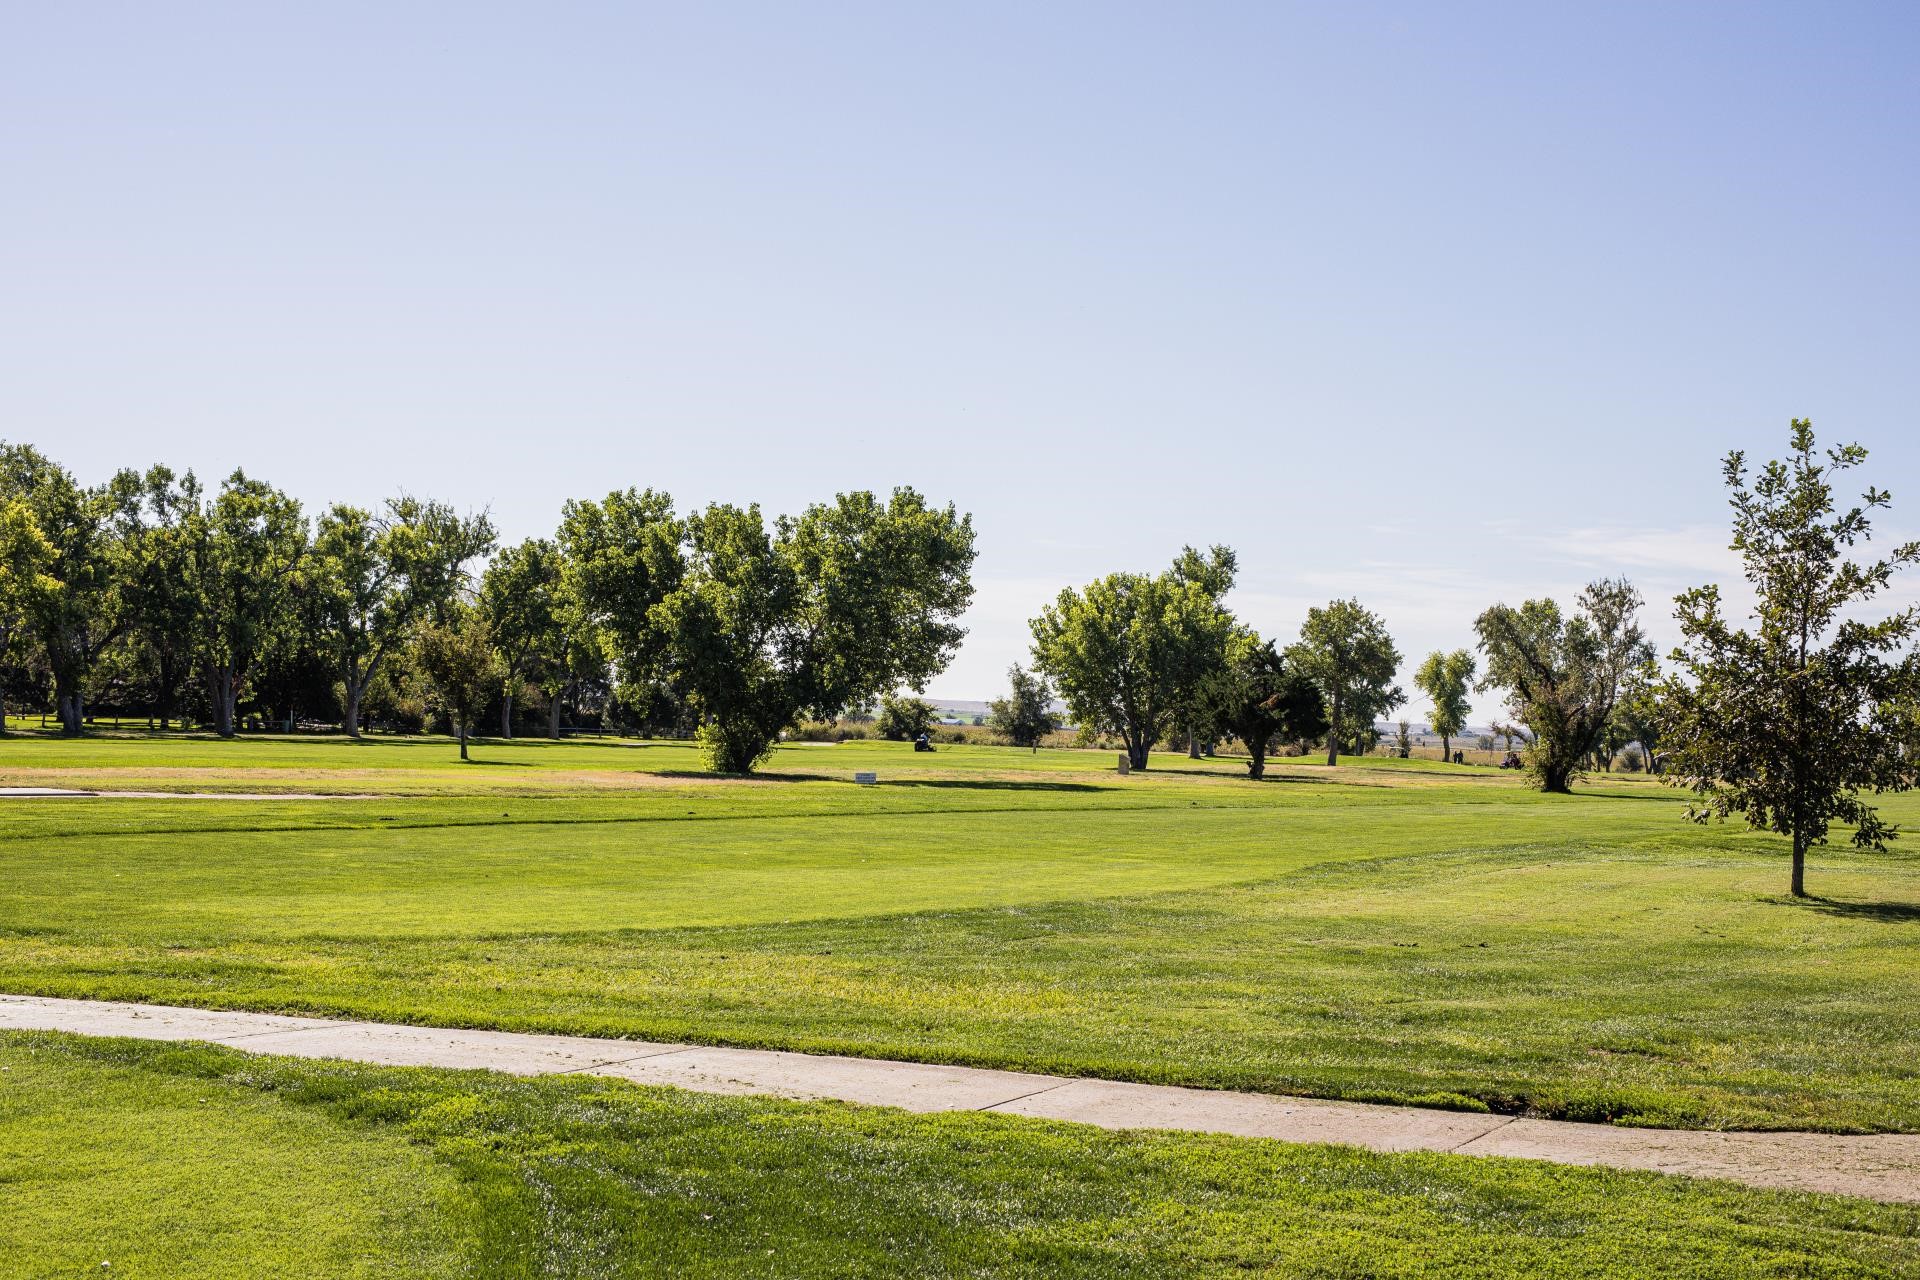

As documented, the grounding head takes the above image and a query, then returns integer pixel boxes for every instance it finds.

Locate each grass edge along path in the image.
[6,993,1919,1206]
[8,1030,1920,1280]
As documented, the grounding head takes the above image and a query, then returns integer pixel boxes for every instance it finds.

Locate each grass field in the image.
[8,1030,1919,1279]
[6,727,1920,1274]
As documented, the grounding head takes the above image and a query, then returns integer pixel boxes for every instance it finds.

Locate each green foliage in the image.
[0,441,132,733]
[1475,579,1651,793]
[1413,648,1475,760]
[479,537,572,736]
[877,692,937,741]
[555,488,683,705]
[1664,421,1920,897]
[1199,634,1326,778]
[312,497,495,737]
[656,489,975,772]
[1030,546,1237,770]
[1287,599,1402,765]
[195,472,307,736]
[988,663,1057,749]
[1613,660,1665,774]
[415,606,504,760]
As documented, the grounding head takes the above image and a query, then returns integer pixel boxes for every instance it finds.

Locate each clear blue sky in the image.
[6,3,1916,722]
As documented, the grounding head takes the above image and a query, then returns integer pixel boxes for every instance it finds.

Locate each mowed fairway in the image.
[3,731,1920,1135]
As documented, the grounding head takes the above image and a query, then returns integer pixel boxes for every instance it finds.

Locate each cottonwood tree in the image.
[656,489,975,773]
[1475,578,1651,793]
[114,466,205,729]
[1,443,131,735]
[1613,660,1664,774]
[480,538,570,738]
[193,472,307,737]
[989,663,1057,750]
[1414,648,1475,764]
[557,488,684,710]
[1662,421,1920,898]
[0,496,56,731]
[1200,633,1326,779]
[415,606,503,761]
[1030,546,1237,771]
[1287,599,1402,766]
[313,497,495,737]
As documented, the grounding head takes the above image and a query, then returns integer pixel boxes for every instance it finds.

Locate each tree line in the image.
[1017,422,1918,896]
[0,442,975,772]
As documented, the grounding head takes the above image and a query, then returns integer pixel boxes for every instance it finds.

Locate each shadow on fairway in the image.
[651,769,1107,793]
[1797,896,1920,923]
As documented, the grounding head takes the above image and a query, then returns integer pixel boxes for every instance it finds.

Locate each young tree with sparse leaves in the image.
[989,664,1057,751]
[1662,421,1920,898]
[1475,579,1650,793]
[415,606,503,761]
[1414,648,1475,764]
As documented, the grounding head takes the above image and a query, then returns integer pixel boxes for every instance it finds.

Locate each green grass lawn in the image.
[3,730,1918,1131]
[8,1030,1918,1280]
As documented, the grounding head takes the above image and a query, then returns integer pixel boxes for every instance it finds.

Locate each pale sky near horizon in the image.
[5,3,1917,724]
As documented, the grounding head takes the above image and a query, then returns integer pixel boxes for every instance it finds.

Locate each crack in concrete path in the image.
[5,994,1917,1204]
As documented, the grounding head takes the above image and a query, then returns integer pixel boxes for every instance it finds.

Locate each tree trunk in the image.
[1324,691,1341,766]
[501,692,514,740]
[1187,722,1201,760]
[1440,734,1450,764]
[1538,761,1573,794]
[548,690,562,740]
[344,680,363,738]
[210,665,236,738]
[459,722,469,761]
[1247,734,1267,780]
[1791,830,1807,898]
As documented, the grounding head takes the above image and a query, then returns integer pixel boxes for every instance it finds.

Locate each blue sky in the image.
[5,3,1916,721]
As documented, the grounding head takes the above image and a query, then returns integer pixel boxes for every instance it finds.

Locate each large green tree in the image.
[656,489,975,773]
[1475,579,1650,794]
[1201,632,1327,779]
[989,664,1057,751]
[1663,421,1920,898]
[1413,648,1475,764]
[312,497,495,737]
[1287,599,1402,766]
[0,496,57,732]
[0,443,131,735]
[480,538,571,738]
[193,472,307,737]
[556,488,684,712]
[113,466,204,729]
[1613,660,1665,774]
[1030,547,1237,771]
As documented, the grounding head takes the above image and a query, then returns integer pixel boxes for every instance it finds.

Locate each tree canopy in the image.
[1662,421,1920,897]
[1200,633,1327,779]
[655,488,975,773]
[989,664,1057,750]
[1413,648,1475,763]
[1475,579,1651,793]
[1030,547,1237,770]
[1287,599,1402,766]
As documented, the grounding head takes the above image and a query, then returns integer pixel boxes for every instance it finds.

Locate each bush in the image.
[877,695,938,741]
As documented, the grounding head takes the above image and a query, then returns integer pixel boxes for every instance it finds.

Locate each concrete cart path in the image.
[6,993,1917,1205]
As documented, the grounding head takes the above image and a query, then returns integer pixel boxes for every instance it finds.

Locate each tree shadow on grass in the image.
[651,769,1106,793]
[1792,895,1920,923]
